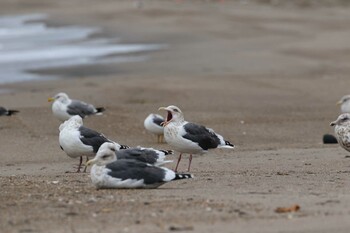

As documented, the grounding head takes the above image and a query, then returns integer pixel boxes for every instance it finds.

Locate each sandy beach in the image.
[1,0,350,232]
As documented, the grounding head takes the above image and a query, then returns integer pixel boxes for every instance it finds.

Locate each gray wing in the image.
[79,126,110,153]
[67,100,96,118]
[183,123,221,150]
[116,148,159,164]
[106,160,167,184]
[152,116,164,127]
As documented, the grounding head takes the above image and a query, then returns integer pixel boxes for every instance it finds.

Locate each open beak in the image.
[48,97,55,102]
[86,158,97,166]
[336,101,342,105]
[158,107,171,127]
[161,121,170,127]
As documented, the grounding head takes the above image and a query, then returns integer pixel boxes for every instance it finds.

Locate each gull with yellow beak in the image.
[337,95,350,113]
[86,142,193,189]
[158,105,235,172]
[48,92,105,121]
[59,116,128,173]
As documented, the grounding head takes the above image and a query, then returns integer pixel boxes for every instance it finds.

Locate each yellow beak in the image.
[86,159,96,166]
[336,101,342,105]
[48,97,55,102]
[158,107,167,111]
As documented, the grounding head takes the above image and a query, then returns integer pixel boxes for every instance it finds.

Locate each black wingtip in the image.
[120,145,129,149]
[174,173,194,180]
[323,134,338,144]
[159,149,174,155]
[225,141,235,148]
[96,107,105,113]
[7,110,19,116]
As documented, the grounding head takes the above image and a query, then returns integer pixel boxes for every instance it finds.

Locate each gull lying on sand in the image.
[98,142,173,166]
[86,142,193,189]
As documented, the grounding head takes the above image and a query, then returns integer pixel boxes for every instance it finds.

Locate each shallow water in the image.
[0,14,162,84]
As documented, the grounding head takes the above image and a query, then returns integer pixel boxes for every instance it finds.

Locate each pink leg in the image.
[187,154,193,172]
[174,153,182,172]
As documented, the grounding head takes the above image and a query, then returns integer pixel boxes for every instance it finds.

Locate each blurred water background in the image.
[0,14,162,84]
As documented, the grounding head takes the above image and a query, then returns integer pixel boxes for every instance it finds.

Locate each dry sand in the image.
[1,0,350,232]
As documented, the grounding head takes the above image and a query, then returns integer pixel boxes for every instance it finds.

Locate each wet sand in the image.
[1,0,350,232]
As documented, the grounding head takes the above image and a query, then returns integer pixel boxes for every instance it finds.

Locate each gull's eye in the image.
[101,155,109,159]
[110,147,116,152]
[173,108,179,112]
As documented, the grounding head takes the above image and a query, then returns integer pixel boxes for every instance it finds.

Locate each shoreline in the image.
[0,13,164,86]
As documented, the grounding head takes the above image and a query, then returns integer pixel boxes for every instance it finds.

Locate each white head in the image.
[59,115,83,131]
[158,105,184,126]
[48,92,70,104]
[338,95,350,105]
[101,141,128,151]
[86,142,118,166]
[337,95,350,113]
[330,113,350,127]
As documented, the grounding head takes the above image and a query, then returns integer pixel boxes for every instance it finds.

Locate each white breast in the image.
[59,127,93,158]
[163,122,204,154]
[52,100,72,121]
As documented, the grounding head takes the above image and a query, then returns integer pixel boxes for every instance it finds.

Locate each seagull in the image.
[158,105,235,172]
[59,116,128,172]
[117,146,173,166]
[86,142,193,189]
[337,95,350,113]
[48,92,105,121]
[330,113,350,152]
[144,113,165,143]
[321,95,349,144]
[99,142,173,166]
[0,106,19,116]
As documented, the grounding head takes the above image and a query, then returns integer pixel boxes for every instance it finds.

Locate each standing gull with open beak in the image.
[158,105,235,172]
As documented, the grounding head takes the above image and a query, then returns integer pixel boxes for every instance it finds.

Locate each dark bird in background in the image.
[0,107,19,116]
